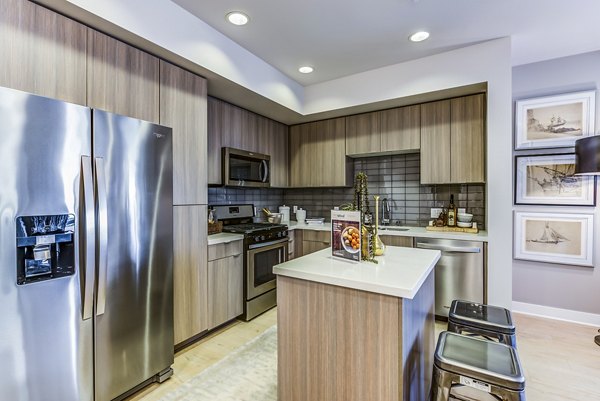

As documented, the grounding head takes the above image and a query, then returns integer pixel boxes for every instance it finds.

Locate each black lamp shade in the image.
[575,136,600,175]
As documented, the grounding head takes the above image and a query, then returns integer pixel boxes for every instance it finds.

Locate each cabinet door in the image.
[420,100,451,184]
[289,123,311,187]
[346,112,381,156]
[0,0,87,105]
[380,235,413,248]
[207,97,223,185]
[160,61,207,205]
[87,29,159,123]
[317,118,349,186]
[268,119,289,188]
[451,94,486,183]
[173,205,208,345]
[380,105,421,152]
[208,253,243,330]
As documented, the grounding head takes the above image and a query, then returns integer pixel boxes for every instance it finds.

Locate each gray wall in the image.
[512,51,600,315]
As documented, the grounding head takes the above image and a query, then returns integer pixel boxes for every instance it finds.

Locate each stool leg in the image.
[430,368,453,401]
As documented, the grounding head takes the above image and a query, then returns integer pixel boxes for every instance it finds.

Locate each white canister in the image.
[296,209,306,224]
[279,205,290,223]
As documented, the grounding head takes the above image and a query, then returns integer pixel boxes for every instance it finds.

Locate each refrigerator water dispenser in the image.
[16,214,76,285]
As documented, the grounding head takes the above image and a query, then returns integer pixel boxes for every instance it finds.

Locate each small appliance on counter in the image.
[296,208,306,224]
[278,205,290,223]
[211,204,288,321]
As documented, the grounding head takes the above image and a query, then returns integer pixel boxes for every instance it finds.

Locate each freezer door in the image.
[93,110,174,401]
[0,87,93,401]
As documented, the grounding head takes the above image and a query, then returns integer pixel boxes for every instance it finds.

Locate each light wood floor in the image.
[128,309,600,401]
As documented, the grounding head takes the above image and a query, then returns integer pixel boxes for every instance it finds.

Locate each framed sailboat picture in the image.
[514,211,594,267]
[515,153,596,206]
[515,90,595,150]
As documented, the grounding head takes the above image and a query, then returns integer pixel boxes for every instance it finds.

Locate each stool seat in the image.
[449,300,515,336]
[435,332,525,392]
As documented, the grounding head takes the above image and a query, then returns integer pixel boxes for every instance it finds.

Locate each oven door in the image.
[247,238,288,300]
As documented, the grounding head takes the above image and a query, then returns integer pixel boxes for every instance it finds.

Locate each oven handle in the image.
[248,238,288,250]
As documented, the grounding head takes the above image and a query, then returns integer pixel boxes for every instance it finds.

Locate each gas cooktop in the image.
[223,223,287,234]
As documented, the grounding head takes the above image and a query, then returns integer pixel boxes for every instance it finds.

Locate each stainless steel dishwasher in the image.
[415,238,485,318]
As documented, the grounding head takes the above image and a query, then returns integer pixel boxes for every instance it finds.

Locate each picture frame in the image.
[514,153,596,206]
[515,90,596,150]
[514,211,594,267]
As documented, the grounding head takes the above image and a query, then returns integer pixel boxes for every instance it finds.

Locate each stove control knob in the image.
[261,235,266,241]
[254,236,261,242]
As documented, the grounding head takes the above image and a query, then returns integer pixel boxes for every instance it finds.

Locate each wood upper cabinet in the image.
[87,29,159,123]
[160,61,207,205]
[420,95,486,184]
[450,94,485,183]
[346,112,381,156]
[173,205,208,345]
[380,105,421,152]
[289,117,351,187]
[267,119,289,188]
[420,100,451,184]
[207,97,223,185]
[0,0,87,105]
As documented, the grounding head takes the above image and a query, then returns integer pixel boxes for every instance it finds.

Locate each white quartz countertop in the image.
[273,246,441,299]
[207,232,244,246]
[286,221,488,242]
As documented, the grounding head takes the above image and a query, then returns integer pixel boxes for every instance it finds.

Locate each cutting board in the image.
[426,225,479,234]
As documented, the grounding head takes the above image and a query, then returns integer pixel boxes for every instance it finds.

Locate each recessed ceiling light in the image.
[298,66,314,74]
[226,11,249,26]
[409,31,430,42]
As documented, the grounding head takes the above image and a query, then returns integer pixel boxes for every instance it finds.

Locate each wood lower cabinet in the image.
[301,230,331,255]
[289,117,352,187]
[0,0,87,105]
[173,205,208,346]
[420,95,486,184]
[207,241,243,330]
[380,105,421,152]
[160,61,207,205]
[380,235,413,248]
[87,29,159,123]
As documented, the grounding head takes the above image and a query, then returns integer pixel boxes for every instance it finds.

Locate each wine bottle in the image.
[447,195,457,227]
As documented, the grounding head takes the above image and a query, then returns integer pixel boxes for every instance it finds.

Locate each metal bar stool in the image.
[431,331,526,401]
[448,300,517,348]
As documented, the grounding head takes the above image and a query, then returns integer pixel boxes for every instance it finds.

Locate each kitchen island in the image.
[274,246,441,401]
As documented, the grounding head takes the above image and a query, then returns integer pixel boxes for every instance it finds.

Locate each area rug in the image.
[159,325,277,401]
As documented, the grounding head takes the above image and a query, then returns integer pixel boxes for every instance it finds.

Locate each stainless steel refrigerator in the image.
[0,86,174,401]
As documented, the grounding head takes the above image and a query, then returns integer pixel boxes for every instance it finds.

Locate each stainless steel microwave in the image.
[222,147,270,187]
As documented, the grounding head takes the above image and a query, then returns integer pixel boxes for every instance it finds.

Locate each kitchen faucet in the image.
[381,198,391,225]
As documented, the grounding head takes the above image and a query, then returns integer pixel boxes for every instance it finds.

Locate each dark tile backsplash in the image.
[208,153,486,228]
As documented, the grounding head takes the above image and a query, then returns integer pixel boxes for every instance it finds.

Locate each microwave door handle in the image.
[81,156,95,320]
[95,157,109,316]
[262,160,269,183]
[259,160,264,182]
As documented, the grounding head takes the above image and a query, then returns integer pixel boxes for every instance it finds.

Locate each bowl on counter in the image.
[267,213,283,224]
[457,221,473,228]
[457,213,473,223]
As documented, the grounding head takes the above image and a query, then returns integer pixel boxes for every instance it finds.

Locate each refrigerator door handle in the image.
[95,157,108,316]
[81,156,95,320]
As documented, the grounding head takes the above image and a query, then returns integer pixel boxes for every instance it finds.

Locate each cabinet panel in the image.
[268,119,289,187]
[0,0,87,105]
[302,240,330,255]
[380,235,413,248]
[160,61,207,205]
[207,97,223,185]
[380,105,421,152]
[87,29,159,123]
[451,94,485,183]
[208,254,243,330]
[289,123,310,187]
[346,112,381,156]
[173,205,208,345]
[420,100,451,184]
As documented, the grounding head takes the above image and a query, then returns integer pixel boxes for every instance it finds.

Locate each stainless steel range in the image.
[212,204,288,320]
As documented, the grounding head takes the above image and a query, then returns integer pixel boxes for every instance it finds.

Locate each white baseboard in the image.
[512,301,600,327]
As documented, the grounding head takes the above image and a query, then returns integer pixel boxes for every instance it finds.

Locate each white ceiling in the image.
[172,0,600,86]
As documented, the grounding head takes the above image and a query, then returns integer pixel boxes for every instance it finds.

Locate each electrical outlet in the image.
[430,208,442,218]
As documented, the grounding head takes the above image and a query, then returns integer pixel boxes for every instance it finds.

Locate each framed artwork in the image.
[515,153,596,206]
[515,90,596,149]
[514,211,594,267]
